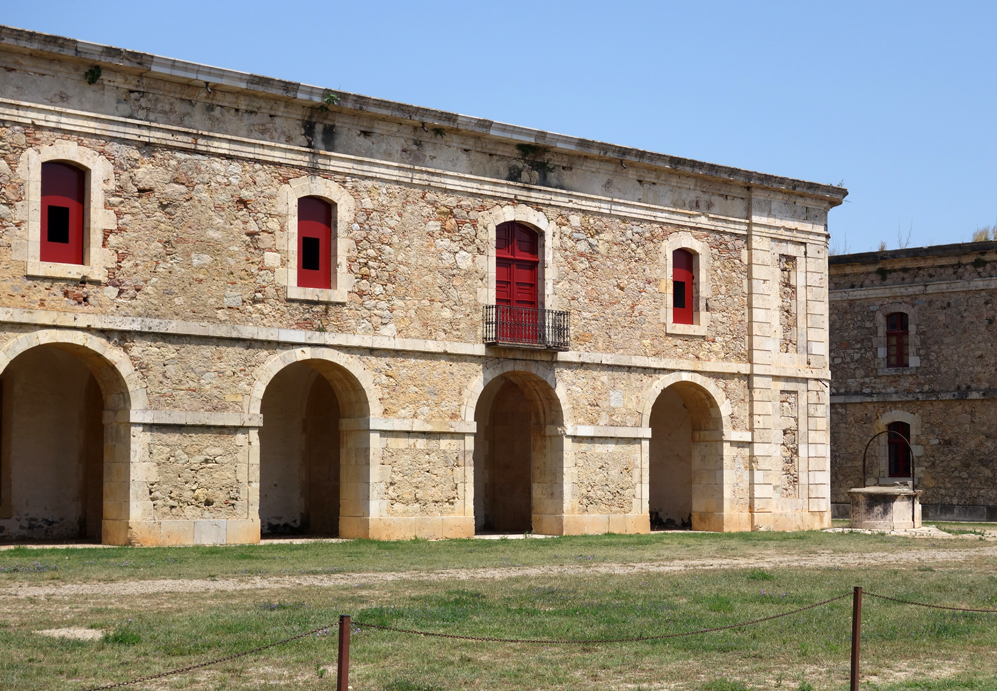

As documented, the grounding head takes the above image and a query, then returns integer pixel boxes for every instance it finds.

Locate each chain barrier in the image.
[81,593,850,689]
[83,623,339,691]
[865,591,997,613]
[353,592,851,644]
[82,589,997,689]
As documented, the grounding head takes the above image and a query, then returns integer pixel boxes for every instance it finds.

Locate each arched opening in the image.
[258,359,369,538]
[647,381,725,532]
[0,343,131,543]
[472,370,564,534]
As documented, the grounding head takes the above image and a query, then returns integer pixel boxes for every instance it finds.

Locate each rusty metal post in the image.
[337,614,351,691]
[850,587,862,691]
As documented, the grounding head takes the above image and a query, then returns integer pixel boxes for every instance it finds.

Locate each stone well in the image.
[848,485,922,531]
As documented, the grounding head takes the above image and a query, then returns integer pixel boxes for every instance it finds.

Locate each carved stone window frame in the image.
[476,204,557,309]
[874,303,920,375]
[14,141,116,281]
[873,410,923,483]
[275,176,356,303]
[660,232,711,336]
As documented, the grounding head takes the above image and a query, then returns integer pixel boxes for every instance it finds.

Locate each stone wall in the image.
[830,242,997,519]
[0,27,843,543]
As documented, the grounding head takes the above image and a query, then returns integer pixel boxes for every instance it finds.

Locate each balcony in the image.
[482,305,570,351]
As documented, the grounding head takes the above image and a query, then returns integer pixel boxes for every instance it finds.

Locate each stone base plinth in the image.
[848,486,921,530]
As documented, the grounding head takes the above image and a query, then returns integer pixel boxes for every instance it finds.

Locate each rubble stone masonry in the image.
[830,241,997,520]
[0,26,844,544]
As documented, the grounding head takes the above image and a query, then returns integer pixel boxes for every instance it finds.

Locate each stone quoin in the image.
[0,26,846,544]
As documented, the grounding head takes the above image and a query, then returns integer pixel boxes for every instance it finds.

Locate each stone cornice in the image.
[0,97,832,241]
[0,24,847,206]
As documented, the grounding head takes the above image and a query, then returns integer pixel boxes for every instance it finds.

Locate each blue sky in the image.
[4,1,995,252]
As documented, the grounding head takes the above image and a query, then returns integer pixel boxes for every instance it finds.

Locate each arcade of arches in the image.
[0,341,814,545]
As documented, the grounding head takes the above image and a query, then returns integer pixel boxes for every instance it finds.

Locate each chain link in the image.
[865,591,997,613]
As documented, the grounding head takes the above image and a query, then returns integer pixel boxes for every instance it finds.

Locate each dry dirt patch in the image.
[35,627,104,641]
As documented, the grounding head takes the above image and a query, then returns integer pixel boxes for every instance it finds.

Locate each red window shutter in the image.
[495,222,538,308]
[672,248,694,325]
[888,422,911,477]
[885,312,909,367]
[297,196,333,289]
[40,161,85,265]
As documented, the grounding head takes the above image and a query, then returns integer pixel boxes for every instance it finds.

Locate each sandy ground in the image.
[3,541,996,600]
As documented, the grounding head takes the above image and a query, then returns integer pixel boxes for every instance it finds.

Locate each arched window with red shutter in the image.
[886,312,909,367]
[672,248,694,325]
[887,421,912,477]
[40,161,85,265]
[297,196,333,290]
[495,222,540,343]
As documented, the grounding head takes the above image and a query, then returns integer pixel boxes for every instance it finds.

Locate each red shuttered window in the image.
[672,248,694,325]
[888,421,912,477]
[495,222,540,342]
[297,196,333,290]
[886,312,909,368]
[40,162,85,265]
[495,222,539,308]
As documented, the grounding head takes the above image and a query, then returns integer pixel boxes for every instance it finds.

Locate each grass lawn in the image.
[1,530,996,690]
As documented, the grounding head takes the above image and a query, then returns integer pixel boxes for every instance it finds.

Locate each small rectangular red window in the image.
[886,312,909,367]
[41,161,85,265]
[297,196,333,289]
[672,249,694,325]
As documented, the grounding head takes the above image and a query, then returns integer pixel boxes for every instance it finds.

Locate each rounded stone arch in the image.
[872,409,923,480]
[248,347,382,419]
[640,371,730,434]
[0,329,145,411]
[0,329,143,544]
[641,371,737,532]
[478,204,558,310]
[461,359,573,428]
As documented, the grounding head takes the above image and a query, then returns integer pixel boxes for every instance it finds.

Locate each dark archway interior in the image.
[474,377,534,533]
[0,345,105,541]
[259,362,341,536]
[648,386,693,530]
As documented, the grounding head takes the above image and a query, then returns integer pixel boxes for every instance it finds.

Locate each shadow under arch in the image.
[0,330,143,545]
[641,373,737,533]
[250,348,380,539]
[467,362,568,536]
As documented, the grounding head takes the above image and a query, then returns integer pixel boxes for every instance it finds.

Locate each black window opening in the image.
[47,206,70,244]
[888,422,912,477]
[673,281,686,309]
[301,236,321,271]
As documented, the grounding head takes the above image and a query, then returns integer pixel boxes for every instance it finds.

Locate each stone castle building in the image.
[830,241,997,521]
[0,26,846,545]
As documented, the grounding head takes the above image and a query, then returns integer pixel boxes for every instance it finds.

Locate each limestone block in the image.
[160,520,195,545]
[194,519,227,545]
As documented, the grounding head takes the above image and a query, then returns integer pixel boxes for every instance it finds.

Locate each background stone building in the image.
[830,241,997,520]
[0,26,845,545]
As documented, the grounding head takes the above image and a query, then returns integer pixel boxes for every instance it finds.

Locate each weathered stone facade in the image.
[830,241,997,521]
[0,26,844,544]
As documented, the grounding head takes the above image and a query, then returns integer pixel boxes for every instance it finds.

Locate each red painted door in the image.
[672,249,694,325]
[495,222,539,342]
[40,162,85,265]
[297,196,333,289]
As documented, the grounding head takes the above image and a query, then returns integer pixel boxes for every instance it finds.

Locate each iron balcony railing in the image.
[483,305,570,351]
